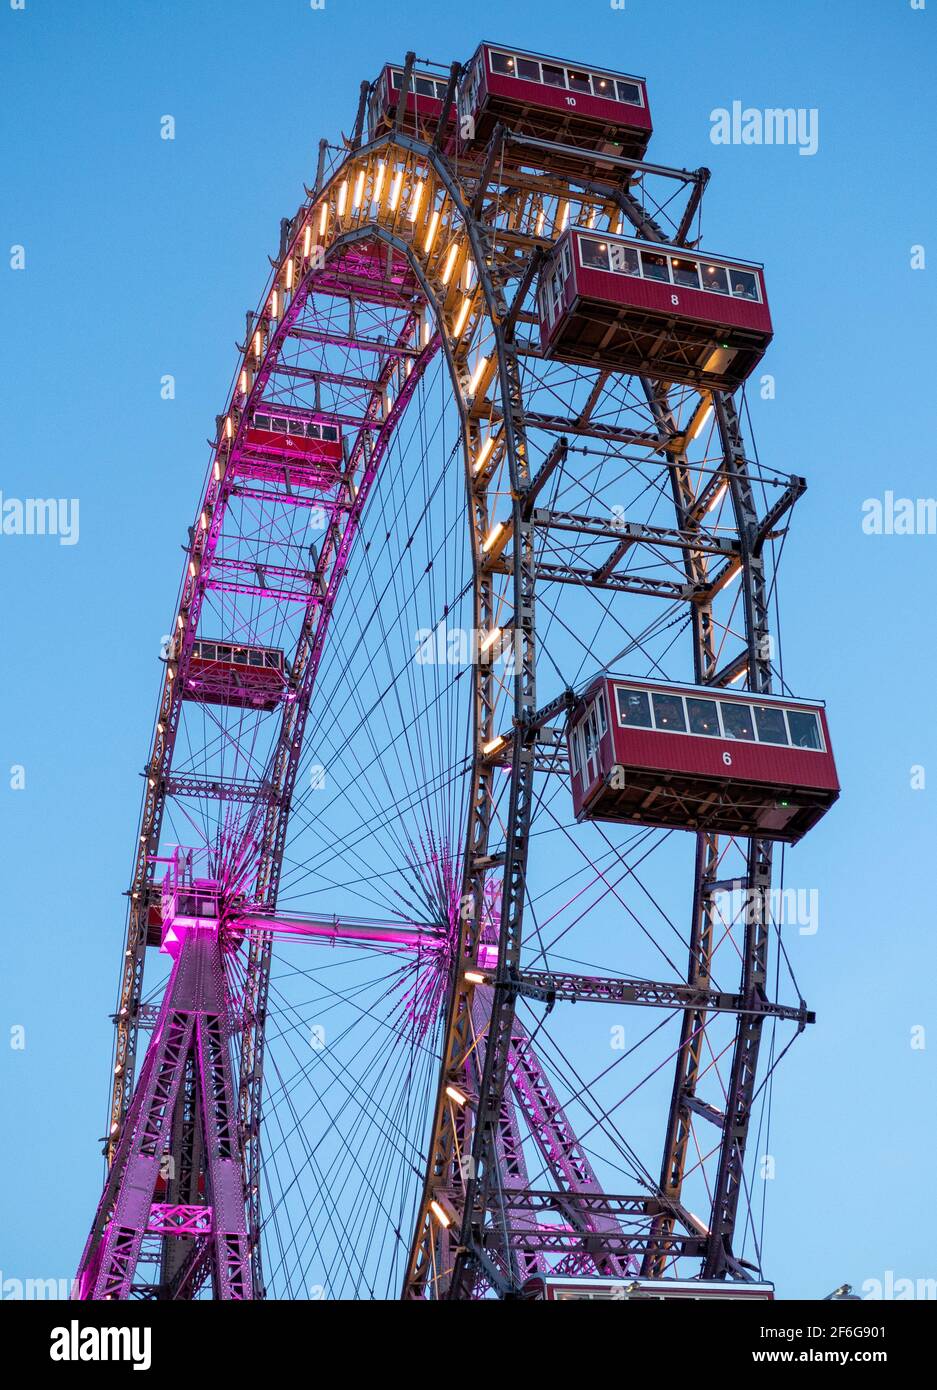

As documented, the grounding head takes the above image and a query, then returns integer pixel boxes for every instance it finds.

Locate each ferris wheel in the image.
[74,40,838,1301]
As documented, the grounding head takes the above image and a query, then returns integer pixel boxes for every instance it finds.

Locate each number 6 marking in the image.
[722,751,733,766]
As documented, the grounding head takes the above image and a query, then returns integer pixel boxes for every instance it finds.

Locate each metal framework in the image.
[75,44,815,1301]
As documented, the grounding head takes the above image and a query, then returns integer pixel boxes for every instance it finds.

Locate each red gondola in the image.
[184,640,289,712]
[568,676,838,845]
[237,408,343,488]
[539,229,773,390]
[368,63,456,141]
[459,43,651,159]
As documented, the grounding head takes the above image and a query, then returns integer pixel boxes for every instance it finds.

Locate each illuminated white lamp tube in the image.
[429,1200,451,1228]
[389,169,404,211]
[442,242,459,284]
[424,208,440,253]
[481,522,504,554]
[408,178,424,222]
[686,401,714,444]
[705,480,728,514]
[473,434,495,474]
[453,296,471,337]
[468,355,488,396]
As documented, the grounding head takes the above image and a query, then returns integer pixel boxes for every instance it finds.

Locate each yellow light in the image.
[408,178,424,221]
[422,316,431,346]
[319,202,328,236]
[535,210,545,236]
[468,355,488,395]
[214,457,224,482]
[587,208,597,228]
[481,522,503,553]
[730,667,748,683]
[189,560,198,577]
[724,566,742,587]
[373,161,386,203]
[442,243,459,284]
[479,627,501,653]
[337,180,348,216]
[303,224,311,257]
[424,209,440,253]
[284,257,294,290]
[473,435,495,474]
[445,1085,468,1106]
[686,402,714,444]
[558,200,569,230]
[177,614,185,629]
[705,480,728,513]
[389,169,404,211]
[482,734,505,754]
[429,1200,451,1228]
[200,510,209,530]
[465,971,486,985]
[253,330,262,359]
[353,169,365,209]
[453,296,471,336]
[270,289,279,318]
[239,369,248,394]
[224,415,233,438]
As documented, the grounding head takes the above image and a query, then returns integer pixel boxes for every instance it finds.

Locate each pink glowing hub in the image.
[157,851,224,959]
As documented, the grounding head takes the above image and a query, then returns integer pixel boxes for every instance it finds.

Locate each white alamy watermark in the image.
[1,1271,78,1299]
[415,623,521,670]
[861,1271,937,1300]
[0,493,79,545]
[710,102,819,157]
[50,1321,152,1371]
[713,886,820,936]
[861,492,937,535]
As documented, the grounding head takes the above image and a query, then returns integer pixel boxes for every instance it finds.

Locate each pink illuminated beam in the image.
[234,911,446,953]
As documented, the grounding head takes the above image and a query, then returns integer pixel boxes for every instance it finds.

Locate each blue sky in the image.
[1,0,935,1300]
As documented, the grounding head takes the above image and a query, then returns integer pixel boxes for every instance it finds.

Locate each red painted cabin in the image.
[568,677,838,845]
[238,408,343,488]
[184,640,288,712]
[368,64,456,141]
[459,43,651,160]
[539,229,773,391]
